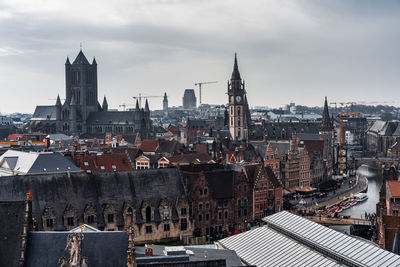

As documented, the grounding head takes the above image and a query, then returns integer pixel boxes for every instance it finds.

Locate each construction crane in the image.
[119,103,135,111]
[338,112,360,174]
[194,81,218,106]
[132,93,164,108]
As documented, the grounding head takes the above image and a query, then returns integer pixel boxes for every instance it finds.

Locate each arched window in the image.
[146,206,151,223]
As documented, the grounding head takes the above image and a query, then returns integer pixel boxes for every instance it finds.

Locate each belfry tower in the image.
[228,53,249,141]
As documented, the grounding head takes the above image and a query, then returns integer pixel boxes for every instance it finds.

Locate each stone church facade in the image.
[29,50,153,138]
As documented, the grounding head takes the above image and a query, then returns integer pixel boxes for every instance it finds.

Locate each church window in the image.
[238,120,241,127]
[46,218,53,228]
[237,107,240,116]
[204,188,208,195]
[181,207,187,216]
[87,215,95,224]
[67,217,74,226]
[180,218,188,231]
[107,213,114,223]
[146,225,152,233]
[164,223,170,231]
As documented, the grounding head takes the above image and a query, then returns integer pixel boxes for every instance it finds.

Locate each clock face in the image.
[236,96,242,102]
[230,96,234,102]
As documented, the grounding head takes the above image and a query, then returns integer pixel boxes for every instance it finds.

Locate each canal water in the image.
[340,164,383,219]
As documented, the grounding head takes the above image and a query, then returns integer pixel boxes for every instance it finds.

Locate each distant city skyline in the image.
[0,0,400,113]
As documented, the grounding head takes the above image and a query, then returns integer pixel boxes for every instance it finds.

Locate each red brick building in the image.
[179,164,252,238]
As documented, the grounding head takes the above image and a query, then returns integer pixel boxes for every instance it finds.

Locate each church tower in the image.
[228,53,249,141]
[163,92,168,111]
[65,50,99,123]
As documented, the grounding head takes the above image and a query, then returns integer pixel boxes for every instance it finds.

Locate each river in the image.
[340,164,382,219]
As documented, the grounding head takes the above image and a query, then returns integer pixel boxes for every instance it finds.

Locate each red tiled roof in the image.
[388,180,400,197]
[139,139,158,152]
[167,153,211,165]
[73,153,132,173]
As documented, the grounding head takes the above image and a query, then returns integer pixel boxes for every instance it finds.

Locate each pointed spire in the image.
[135,99,140,110]
[56,94,61,106]
[70,94,77,106]
[92,57,97,65]
[145,99,150,112]
[320,96,333,131]
[73,50,90,65]
[231,52,241,80]
[65,57,71,65]
[102,95,108,106]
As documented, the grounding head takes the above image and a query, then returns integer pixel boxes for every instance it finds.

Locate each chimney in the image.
[145,246,153,257]
[19,191,33,266]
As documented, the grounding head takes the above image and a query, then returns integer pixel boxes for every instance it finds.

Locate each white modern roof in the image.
[0,150,81,176]
[217,211,400,267]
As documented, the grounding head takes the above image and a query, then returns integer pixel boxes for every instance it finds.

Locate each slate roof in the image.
[86,111,135,125]
[135,245,243,267]
[0,201,25,267]
[157,139,178,154]
[25,231,127,267]
[392,124,400,136]
[263,122,320,138]
[187,119,208,130]
[268,141,290,159]
[31,106,56,121]
[0,169,186,229]
[72,50,90,65]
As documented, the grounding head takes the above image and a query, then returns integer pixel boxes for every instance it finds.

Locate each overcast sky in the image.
[0,0,399,113]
